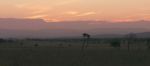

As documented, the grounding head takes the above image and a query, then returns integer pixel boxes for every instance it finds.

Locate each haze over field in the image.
[0,18,149,38]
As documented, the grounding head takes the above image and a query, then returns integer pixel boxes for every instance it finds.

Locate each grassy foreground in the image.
[0,47,150,66]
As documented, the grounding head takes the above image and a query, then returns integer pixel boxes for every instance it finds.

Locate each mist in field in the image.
[0,18,150,38]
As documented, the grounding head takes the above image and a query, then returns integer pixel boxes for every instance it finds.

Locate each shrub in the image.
[110,40,120,48]
[34,43,39,47]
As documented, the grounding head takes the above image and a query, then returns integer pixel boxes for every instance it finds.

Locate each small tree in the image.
[82,33,90,48]
[68,44,72,47]
[58,44,63,48]
[79,33,91,65]
[146,39,150,50]
[125,33,137,51]
[111,40,120,49]
[20,42,24,47]
[34,43,39,47]
[0,38,5,43]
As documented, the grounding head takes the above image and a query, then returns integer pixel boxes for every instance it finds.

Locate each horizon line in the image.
[0,17,150,23]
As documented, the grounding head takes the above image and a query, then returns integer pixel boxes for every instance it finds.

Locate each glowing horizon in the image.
[0,0,150,22]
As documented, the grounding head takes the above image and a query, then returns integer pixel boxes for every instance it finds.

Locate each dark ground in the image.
[0,47,150,66]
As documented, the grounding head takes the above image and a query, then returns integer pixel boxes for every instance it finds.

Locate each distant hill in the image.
[135,32,150,38]
[93,32,150,38]
[0,18,150,38]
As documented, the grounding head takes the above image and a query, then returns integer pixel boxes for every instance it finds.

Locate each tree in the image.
[111,40,120,48]
[79,33,91,65]
[146,39,150,50]
[58,43,63,48]
[82,33,90,48]
[125,33,137,51]
[19,41,24,47]
[34,43,39,47]
[68,44,72,47]
[0,38,6,43]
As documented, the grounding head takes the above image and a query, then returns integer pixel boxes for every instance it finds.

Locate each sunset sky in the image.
[0,0,150,22]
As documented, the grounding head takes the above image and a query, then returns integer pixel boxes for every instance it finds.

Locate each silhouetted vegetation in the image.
[59,43,63,47]
[0,37,150,66]
[68,44,72,47]
[34,43,39,47]
[110,40,120,48]
[0,38,6,43]
[124,33,137,51]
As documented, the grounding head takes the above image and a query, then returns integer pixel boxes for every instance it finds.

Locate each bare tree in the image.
[79,33,91,65]
[125,33,137,51]
[82,33,91,48]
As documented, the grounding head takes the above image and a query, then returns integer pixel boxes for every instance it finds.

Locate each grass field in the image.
[0,39,150,66]
[0,47,150,66]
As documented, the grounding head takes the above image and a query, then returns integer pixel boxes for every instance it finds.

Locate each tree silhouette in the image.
[146,39,150,50]
[125,33,137,51]
[68,44,72,47]
[79,33,91,65]
[81,33,91,54]
[111,40,120,49]
[82,33,90,48]
[58,43,63,48]
[34,43,39,47]
[20,42,24,48]
[0,38,5,43]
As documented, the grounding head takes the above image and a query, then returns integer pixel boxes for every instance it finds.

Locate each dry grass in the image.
[0,47,150,66]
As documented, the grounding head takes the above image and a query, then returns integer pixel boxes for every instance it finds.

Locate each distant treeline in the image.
[1,38,150,43]
[0,38,150,49]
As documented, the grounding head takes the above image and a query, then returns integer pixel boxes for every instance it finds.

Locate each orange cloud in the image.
[25,15,48,19]
[77,12,96,16]
[1,0,150,21]
[65,11,79,15]
[64,11,96,17]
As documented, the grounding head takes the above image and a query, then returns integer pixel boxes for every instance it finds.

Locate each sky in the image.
[0,0,150,22]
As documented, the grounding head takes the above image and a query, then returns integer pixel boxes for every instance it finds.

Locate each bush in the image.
[34,43,39,47]
[0,39,6,43]
[110,40,120,48]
